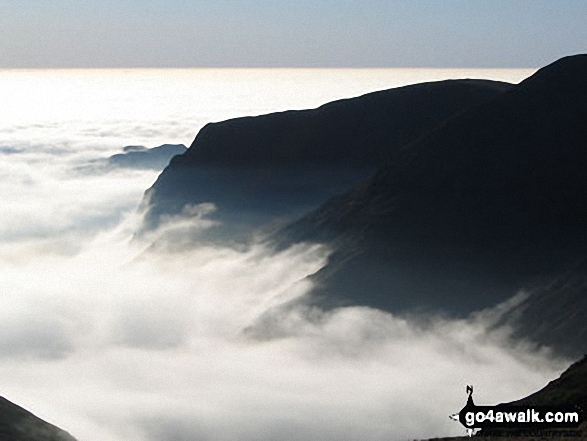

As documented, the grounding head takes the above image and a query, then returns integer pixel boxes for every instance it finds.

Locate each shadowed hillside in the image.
[0,397,76,441]
[495,260,587,358]
[277,54,587,315]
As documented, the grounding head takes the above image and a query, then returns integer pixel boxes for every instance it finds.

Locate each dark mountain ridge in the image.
[277,54,587,315]
[142,79,511,238]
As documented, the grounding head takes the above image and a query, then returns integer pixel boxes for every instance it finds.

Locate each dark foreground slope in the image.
[143,79,510,238]
[428,358,587,441]
[277,54,587,315]
[0,397,76,441]
[507,355,587,409]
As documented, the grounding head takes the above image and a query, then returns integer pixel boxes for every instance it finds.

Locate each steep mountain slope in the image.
[495,260,587,358]
[277,54,587,315]
[142,79,510,239]
[0,397,76,441]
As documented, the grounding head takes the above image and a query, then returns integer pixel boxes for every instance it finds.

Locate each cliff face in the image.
[142,79,511,239]
[277,54,587,315]
[0,397,76,441]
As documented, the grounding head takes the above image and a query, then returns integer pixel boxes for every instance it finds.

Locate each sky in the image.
[1,0,586,68]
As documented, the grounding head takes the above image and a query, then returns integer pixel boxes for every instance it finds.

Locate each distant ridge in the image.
[424,357,587,441]
[0,396,76,441]
[108,143,187,170]
[76,144,187,174]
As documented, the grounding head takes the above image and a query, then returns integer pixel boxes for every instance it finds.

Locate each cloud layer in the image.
[0,68,568,441]
[0,151,568,441]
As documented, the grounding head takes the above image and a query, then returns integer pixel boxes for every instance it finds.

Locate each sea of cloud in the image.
[0,68,566,441]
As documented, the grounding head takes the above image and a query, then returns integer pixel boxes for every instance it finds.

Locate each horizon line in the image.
[0,65,540,70]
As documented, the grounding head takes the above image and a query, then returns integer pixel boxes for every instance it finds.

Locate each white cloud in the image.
[0,205,569,441]
[0,69,570,441]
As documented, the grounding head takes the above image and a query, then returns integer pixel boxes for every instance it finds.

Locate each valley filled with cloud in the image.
[0,68,566,441]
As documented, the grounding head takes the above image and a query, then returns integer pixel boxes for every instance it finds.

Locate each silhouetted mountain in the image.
[506,355,587,409]
[107,144,187,170]
[0,397,76,441]
[277,54,587,315]
[494,260,587,358]
[142,79,510,239]
[425,358,587,440]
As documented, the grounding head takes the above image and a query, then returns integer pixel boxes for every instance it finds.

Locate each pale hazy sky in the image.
[1,0,586,68]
